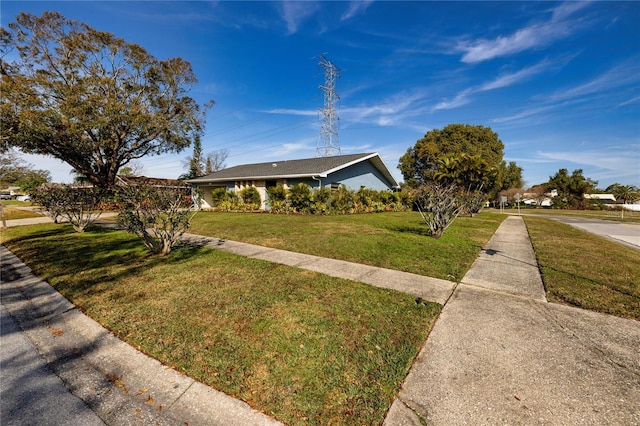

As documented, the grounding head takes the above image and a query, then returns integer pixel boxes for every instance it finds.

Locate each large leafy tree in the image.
[498,161,524,191]
[399,124,512,196]
[433,153,494,191]
[547,168,597,209]
[1,12,208,189]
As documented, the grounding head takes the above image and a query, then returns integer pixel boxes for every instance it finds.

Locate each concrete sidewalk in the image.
[384,216,640,425]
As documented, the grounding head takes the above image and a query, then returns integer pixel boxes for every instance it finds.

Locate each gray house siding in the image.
[323,160,391,190]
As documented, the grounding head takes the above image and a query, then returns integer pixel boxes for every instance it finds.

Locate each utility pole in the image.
[316,54,340,157]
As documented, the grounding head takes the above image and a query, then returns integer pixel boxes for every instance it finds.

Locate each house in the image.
[187,152,400,210]
[116,175,188,189]
[584,193,617,204]
[521,192,553,207]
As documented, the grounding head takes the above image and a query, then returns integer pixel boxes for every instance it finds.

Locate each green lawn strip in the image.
[1,224,441,425]
[1,205,43,220]
[523,216,640,320]
[190,211,505,282]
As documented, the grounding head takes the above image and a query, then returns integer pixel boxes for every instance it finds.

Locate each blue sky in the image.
[3,1,639,188]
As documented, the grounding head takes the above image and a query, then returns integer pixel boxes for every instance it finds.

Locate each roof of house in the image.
[584,193,616,202]
[117,175,187,188]
[187,152,399,187]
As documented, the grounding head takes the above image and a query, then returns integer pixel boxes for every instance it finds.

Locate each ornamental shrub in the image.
[289,183,312,213]
[31,184,104,231]
[266,185,289,213]
[239,186,261,210]
[117,184,195,255]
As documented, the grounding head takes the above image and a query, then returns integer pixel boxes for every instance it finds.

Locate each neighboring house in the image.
[584,193,617,204]
[522,193,553,207]
[116,175,187,189]
[8,186,22,196]
[187,152,400,210]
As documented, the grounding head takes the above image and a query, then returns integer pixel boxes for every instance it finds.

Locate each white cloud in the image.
[341,0,374,21]
[264,88,430,129]
[268,141,311,156]
[534,147,640,185]
[432,90,472,112]
[493,105,557,123]
[547,60,640,102]
[618,96,640,107]
[456,1,591,63]
[433,61,551,112]
[278,1,320,34]
[262,108,317,117]
[536,148,639,171]
[341,89,429,126]
[479,61,550,91]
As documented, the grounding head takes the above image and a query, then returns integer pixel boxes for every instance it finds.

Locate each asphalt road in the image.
[543,215,640,250]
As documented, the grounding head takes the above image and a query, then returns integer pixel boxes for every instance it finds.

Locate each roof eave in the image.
[187,172,327,184]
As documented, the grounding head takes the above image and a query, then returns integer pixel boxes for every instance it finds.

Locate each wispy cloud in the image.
[342,89,430,126]
[496,59,640,123]
[278,1,320,34]
[493,105,558,123]
[262,108,317,117]
[618,96,640,107]
[535,147,640,182]
[432,90,472,112]
[268,141,312,156]
[547,60,640,102]
[341,0,374,21]
[265,88,430,128]
[433,61,551,111]
[456,1,591,63]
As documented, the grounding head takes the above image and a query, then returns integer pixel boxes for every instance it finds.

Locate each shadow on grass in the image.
[2,224,209,299]
[389,225,433,237]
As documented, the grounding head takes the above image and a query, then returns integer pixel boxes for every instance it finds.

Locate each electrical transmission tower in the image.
[316,54,341,157]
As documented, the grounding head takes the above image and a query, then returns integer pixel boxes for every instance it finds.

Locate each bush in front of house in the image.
[288,183,312,213]
[266,185,290,213]
[210,188,239,211]
[31,184,104,231]
[239,186,261,210]
[210,185,413,215]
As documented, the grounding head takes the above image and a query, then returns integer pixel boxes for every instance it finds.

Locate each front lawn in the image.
[0,224,441,425]
[0,204,43,220]
[524,216,640,320]
[190,211,505,282]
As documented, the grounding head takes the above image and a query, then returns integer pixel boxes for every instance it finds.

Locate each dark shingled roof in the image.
[187,153,398,186]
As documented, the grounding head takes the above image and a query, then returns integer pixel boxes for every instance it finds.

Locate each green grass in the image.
[190,211,505,282]
[0,224,441,425]
[524,216,640,320]
[0,204,43,220]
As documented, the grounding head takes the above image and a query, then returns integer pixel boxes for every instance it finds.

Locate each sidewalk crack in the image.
[166,380,195,411]
[398,397,428,425]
